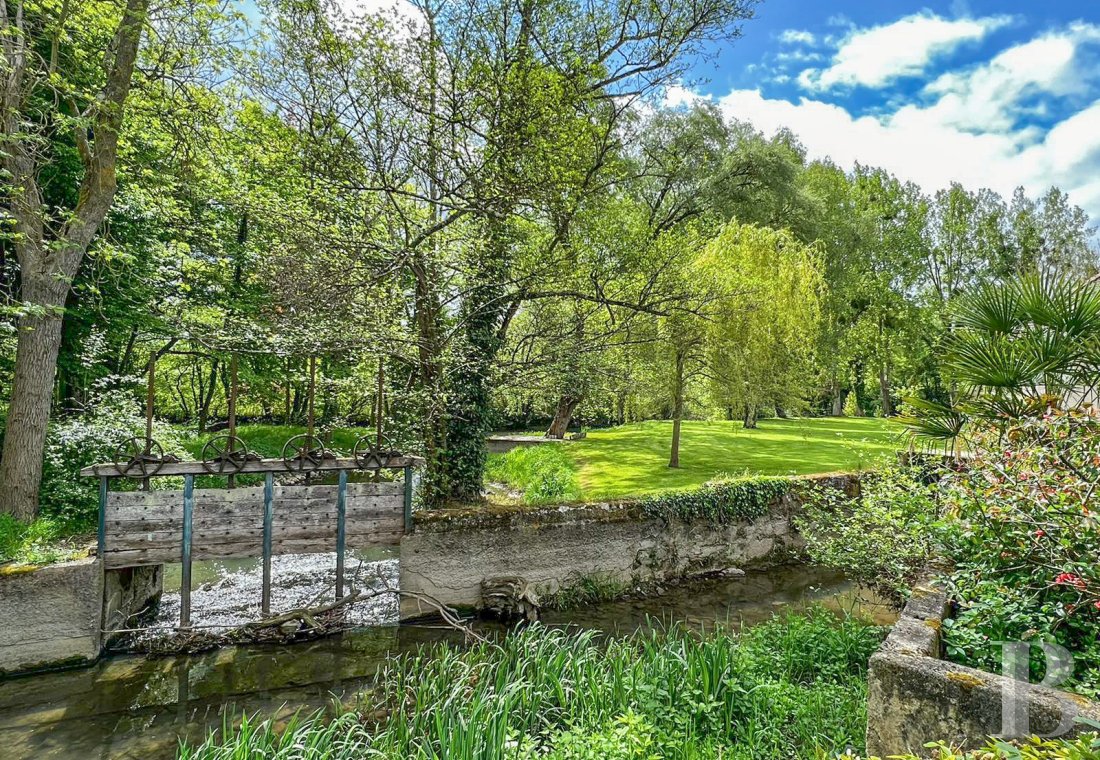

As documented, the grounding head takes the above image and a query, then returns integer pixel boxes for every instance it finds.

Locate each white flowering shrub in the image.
[40,389,185,525]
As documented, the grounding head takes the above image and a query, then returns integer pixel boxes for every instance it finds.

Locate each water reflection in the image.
[0,564,893,760]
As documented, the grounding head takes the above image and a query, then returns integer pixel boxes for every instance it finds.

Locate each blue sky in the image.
[668,1,1100,222]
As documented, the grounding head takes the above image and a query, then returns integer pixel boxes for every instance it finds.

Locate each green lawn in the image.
[569,417,904,499]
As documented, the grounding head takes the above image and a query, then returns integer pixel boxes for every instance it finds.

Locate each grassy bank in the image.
[490,417,901,502]
[181,609,884,759]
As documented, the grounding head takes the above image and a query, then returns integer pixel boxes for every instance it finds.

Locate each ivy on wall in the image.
[637,476,792,524]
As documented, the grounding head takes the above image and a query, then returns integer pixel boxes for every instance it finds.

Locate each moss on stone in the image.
[945,671,986,689]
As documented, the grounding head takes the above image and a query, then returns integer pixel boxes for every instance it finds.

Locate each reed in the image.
[180,608,883,760]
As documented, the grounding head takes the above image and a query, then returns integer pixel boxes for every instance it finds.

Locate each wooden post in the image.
[335,469,347,599]
[403,465,414,533]
[97,476,108,560]
[143,357,155,491]
[374,359,384,484]
[228,354,238,489]
[262,472,274,615]
[180,474,194,630]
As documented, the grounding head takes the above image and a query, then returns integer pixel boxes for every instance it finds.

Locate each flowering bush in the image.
[39,389,185,526]
[939,409,1100,696]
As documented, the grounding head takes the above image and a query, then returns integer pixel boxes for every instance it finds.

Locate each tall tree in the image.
[0,0,150,518]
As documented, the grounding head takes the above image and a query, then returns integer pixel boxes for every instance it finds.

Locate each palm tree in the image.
[904,274,1100,454]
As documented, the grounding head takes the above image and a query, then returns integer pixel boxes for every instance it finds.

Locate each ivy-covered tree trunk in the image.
[444,241,509,501]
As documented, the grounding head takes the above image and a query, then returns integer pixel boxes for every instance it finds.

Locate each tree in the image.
[0,0,150,518]
[698,222,824,427]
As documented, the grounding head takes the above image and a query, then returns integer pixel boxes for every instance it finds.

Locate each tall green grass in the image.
[485,445,583,504]
[0,514,89,566]
[180,609,884,759]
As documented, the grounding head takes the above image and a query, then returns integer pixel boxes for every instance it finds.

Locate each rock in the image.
[479,576,540,622]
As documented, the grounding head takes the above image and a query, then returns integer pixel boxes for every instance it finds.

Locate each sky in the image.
[669,0,1100,222]
[323,0,1100,224]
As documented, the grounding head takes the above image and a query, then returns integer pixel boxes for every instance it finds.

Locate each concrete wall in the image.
[399,473,856,618]
[485,435,565,454]
[866,585,1100,756]
[0,559,161,676]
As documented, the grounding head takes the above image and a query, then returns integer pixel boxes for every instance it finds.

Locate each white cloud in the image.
[921,23,1100,131]
[779,29,816,46]
[710,20,1100,223]
[663,85,711,108]
[716,85,1100,223]
[801,11,1012,90]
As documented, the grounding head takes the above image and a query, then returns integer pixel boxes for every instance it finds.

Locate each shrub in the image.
[484,444,583,504]
[796,465,941,604]
[39,389,185,526]
[937,410,1100,696]
[638,476,790,524]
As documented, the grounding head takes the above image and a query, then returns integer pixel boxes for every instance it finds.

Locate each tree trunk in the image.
[742,404,758,429]
[0,277,67,519]
[197,359,220,432]
[546,394,582,439]
[831,386,843,416]
[879,362,893,417]
[775,406,788,419]
[0,0,149,518]
[668,348,685,468]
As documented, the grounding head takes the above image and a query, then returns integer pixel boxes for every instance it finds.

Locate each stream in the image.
[0,560,894,760]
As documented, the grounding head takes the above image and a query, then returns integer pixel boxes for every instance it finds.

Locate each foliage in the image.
[0,514,89,566]
[484,445,583,505]
[181,610,885,760]
[638,476,791,524]
[936,410,1100,696]
[796,465,941,603]
[852,728,1100,759]
[37,390,185,526]
[905,274,1100,450]
[541,573,633,610]
[698,223,825,423]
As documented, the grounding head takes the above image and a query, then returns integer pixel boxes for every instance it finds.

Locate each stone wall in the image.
[0,559,162,675]
[399,473,856,619]
[866,585,1100,756]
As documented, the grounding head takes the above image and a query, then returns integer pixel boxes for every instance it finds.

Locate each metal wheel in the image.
[201,434,251,475]
[114,436,167,478]
[353,434,394,469]
[281,434,329,471]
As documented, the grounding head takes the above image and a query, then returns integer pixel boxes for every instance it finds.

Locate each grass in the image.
[180,609,885,760]
[178,423,367,460]
[484,445,583,504]
[0,514,91,567]
[568,418,902,500]
[488,417,903,502]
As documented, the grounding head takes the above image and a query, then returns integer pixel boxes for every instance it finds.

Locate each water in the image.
[0,563,894,760]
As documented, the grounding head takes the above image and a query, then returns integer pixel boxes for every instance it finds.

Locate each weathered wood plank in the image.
[102,530,403,567]
[104,497,401,522]
[103,517,402,551]
[104,508,402,533]
[104,481,403,506]
[81,456,424,478]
